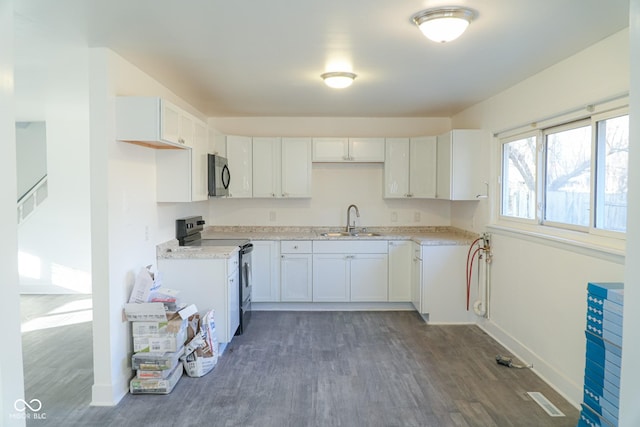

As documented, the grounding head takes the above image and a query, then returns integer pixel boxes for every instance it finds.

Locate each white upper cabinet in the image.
[191,120,209,201]
[226,135,253,198]
[116,97,196,149]
[281,137,312,197]
[384,136,436,198]
[312,137,385,162]
[348,138,385,162]
[436,130,488,201]
[253,137,312,198]
[155,118,209,202]
[252,137,281,198]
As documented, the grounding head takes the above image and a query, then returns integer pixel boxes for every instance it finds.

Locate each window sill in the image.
[487,222,625,264]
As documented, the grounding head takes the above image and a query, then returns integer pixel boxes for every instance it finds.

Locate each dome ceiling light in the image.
[412,6,477,43]
[321,71,357,89]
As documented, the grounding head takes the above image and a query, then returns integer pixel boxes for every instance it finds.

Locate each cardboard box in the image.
[132,318,188,336]
[130,363,183,395]
[136,352,180,379]
[133,326,187,353]
[132,349,183,371]
[124,302,197,323]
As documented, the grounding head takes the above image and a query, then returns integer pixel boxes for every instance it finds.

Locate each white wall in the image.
[0,1,26,425]
[14,26,93,294]
[88,48,210,405]
[620,0,640,424]
[451,29,630,406]
[15,121,46,197]
[208,117,452,228]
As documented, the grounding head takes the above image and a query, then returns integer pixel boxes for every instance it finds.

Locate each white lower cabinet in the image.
[349,254,388,301]
[157,256,239,344]
[388,241,412,302]
[312,240,388,302]
[280,241,313,302]
[312,254,350,302]
[411,243,422,312]
[420,245,475,323]
[251,241,280,302]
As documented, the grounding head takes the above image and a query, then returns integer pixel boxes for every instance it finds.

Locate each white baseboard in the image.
[90,378,128,407]
[252,302,414,311]
[477,318,582,409]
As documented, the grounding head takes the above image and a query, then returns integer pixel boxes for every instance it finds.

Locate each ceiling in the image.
[14,0,629,118]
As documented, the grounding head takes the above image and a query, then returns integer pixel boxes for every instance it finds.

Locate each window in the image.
[595,114,629,232]
[544,122,591,228]
[500,109,629,236]
[501,135,537,220]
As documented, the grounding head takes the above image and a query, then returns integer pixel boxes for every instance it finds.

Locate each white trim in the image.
[487,223,624,264]
[253,302,414,311]
[477,318,581,409]
[494,93,629,140]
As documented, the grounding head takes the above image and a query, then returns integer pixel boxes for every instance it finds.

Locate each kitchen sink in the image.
[319,231,381,237]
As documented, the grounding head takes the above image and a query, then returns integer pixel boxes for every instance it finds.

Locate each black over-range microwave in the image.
[207,154,230,197]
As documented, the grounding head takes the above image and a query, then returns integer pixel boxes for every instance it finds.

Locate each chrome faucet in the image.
[346,204,360,233]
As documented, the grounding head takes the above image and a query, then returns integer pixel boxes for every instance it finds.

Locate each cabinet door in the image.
[388,241,412,302]
[411,243,422,312]
[422,246,474,323]
[191,120,209,201]
[409,136,437,198]
[281,137,312,197]
[160,100,182,145]
[281,254,312,302]
[252,137,281,198]
[384,138,410,198]
[226,135,253,198]
[348,138,385,162]
[350,254,388,301]
[227,273,240,339]
[449,130,486,200]
[312,137,348,162]
[252,241,280,302]
[436,132,452,200]
[312,254,349,302]
[179,113,195,147]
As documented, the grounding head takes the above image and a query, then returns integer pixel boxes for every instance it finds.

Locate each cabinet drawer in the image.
[280,240,312,253]
[313,240,388,254]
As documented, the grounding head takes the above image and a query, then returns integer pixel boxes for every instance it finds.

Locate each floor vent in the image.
[526,392,565,417]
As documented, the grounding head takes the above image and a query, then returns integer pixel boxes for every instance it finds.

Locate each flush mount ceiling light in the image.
[412,6,477,43]
[321,71,357,89]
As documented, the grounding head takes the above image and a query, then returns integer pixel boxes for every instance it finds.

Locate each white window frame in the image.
[495,103,628,254]
[499,131,540,225]
[589,109,629,239]
[541,119,592,233]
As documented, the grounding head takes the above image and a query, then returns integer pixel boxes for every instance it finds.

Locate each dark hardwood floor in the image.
[21,296,579,426]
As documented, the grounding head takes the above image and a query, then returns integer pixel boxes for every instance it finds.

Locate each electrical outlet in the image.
[391,212,398,222]
[414,212,421,222]
[269,211,276,222]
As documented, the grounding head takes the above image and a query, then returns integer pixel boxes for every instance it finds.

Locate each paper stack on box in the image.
[181,310,219,377]
[124,266,198,395]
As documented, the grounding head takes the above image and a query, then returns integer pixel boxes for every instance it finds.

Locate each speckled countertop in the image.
[157,239,241,260]
[202,226,478,244]
[158,226,478,259]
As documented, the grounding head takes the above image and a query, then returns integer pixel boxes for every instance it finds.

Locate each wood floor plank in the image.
[20,298,579,426]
